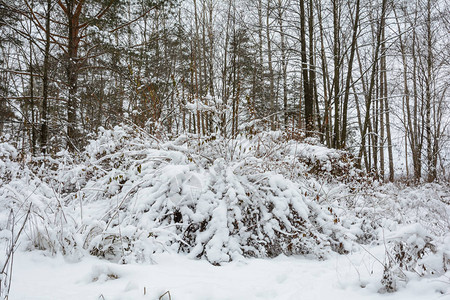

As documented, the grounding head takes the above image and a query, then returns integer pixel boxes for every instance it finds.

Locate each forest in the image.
[0,0,449,299]
[0,0,448,181]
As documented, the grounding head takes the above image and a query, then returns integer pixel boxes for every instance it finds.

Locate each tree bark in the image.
[425,0,435,182]
[266,0,275,130]
[278,1,288,129]
[40,0,51,154]
[299,0,313,135]
[340,0,360,149]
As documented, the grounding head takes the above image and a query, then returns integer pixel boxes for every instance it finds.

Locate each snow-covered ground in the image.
[10,246,449,300]
[1,126,449,299]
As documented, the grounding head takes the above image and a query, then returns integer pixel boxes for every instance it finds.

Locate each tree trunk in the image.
[40,0,51,154]
[221,0,232,136]
[266,0,275,130]
[308,0,320,138]
[278,1,288,129]
[59,0,84,152]
[29,15,36,155]
[340,0,360,149]
[317,0,331,145]
[356,0,387,169]
[425,0,435,182]
[299,0,313,135]
[379,24,386,180]
[332,0,340,148]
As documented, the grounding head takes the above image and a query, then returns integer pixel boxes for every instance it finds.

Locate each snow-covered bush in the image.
[64,126,359,264]
[379,224,450,292]
[0,144,31,299]
[0,141,20,186]
[1,124,449,280]
[0,125,358,264]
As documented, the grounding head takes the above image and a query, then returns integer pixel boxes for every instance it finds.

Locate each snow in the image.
[9,247,449,300]
[1,125,449,299]
[185,98,216,112]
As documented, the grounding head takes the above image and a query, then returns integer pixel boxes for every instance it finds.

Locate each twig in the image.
[0,205,32,297]
[104,180,146,230]
[358,243,384,267]
[159,291,171,300]
[110,3,160,33]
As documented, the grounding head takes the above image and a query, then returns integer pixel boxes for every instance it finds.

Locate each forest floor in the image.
[10,244,449,300]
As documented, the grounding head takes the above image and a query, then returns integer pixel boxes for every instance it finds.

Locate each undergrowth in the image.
[0,124,449,293]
